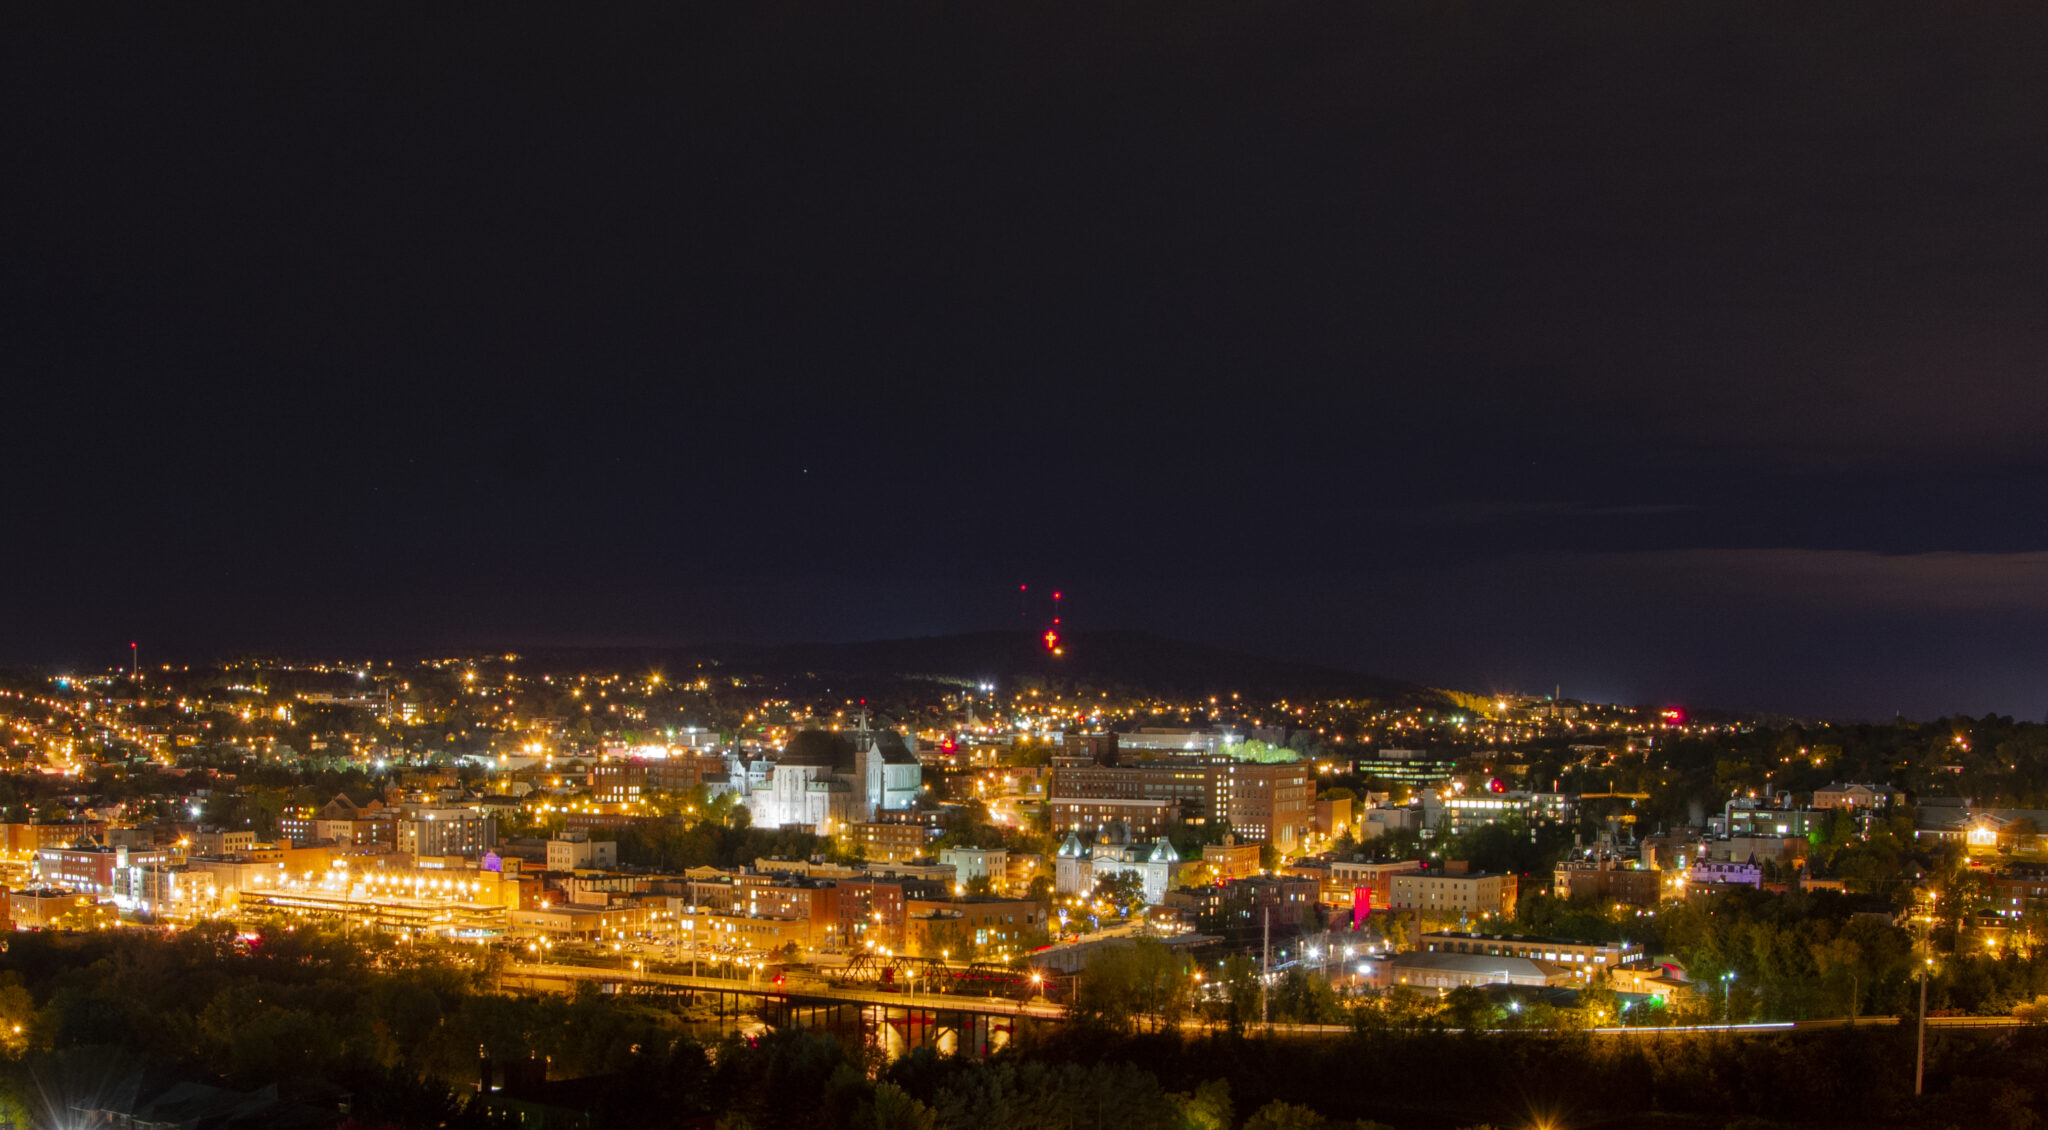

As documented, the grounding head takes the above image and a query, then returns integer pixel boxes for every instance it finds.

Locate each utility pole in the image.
[1261,906,1271,1028]
[1915,960,1929,1096]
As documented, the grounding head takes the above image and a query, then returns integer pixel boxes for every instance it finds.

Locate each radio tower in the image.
[1043,589,1066,655]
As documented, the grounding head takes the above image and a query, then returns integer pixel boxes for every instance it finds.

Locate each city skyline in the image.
[9,7,2048,1126]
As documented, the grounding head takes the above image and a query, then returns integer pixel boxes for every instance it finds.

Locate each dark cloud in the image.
[1566,549,2048,614]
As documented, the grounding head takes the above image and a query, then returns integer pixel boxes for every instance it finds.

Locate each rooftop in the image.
[1383,951,1564,977]
[1423,930,1637,948]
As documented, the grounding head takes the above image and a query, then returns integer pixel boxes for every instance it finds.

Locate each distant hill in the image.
[690,630,1435,703]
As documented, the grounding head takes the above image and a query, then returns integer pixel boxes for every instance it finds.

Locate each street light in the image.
[1722,971,1736,1025]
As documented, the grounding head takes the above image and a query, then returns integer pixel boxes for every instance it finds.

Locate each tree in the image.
[2007,816,2043,851]
[1093,869,1148,917]
[2018,901,2048,957]
[1576,981,1621,1028]
[923,1058,1181,1129]
[1072,939,1193,1032]
[1222,740,1301,764]
[1168,1079,1232,1130]
[1165,814,1226,858]
[1932,865,1990,952]
[1005,738,1052,769]
[1270,967,1344,1025]
[1243,1100,1330,1130]
[1365,827,1424,863]
[854,1081,937,1130]
[1439,986,1495,1030]
[1811,935,1863,1019]
[1350,984,1441,1031]
[1209,953,1263,1034]
[0,976,35,1053]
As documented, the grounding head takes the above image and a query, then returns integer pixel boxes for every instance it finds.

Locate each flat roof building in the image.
[1389,866,1517,919]
[1418,930,1644,981]
[1363,951,1570,990]
[1050,759,1312,848]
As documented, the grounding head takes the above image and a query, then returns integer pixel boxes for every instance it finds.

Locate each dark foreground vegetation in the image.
[0,925,2041,1129]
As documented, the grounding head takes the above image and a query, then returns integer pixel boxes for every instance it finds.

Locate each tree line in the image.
[1,923,2044,1128]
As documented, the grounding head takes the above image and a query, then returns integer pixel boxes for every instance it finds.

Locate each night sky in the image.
[6,5,2048,720]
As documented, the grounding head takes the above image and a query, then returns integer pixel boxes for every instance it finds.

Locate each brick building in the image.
[34,845,171,897]
[1049,758,1313,848]
[589,755,728,804]
[283,794,393,848]
[1991,863,2048,922]
[0,822,108,858]
[848,820,936,863]
[1167,873,1319,932]
[905,895,1047,959]
[1553,860,1662,908]
[833,876,908,951]
[1203,837,1264,882]
[1047,797,1178,838]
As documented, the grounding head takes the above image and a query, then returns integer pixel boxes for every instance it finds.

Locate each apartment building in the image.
[397,808,496,857]
[1050,757,1312,848]
[589,754,728,804]
[1389,863,1518,919]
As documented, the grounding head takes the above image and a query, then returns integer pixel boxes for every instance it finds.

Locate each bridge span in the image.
[503,962,1062,1057]
[501,962,2025,1047]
